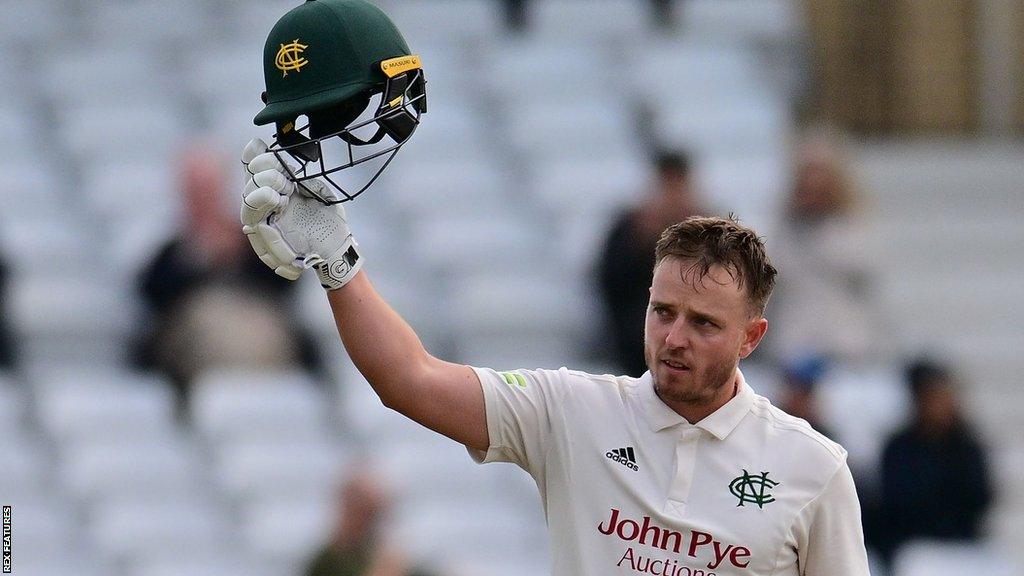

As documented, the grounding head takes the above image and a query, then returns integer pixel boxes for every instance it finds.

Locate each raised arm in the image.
[240,139,487,450]
[326,272,487,450]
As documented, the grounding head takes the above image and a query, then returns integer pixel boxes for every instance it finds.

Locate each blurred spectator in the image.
[502,1,676,32]
[131,143,323,406]
[596,149,704,376]
[502,0,527,32]
[764,126,882,364]
[777,355,835,440]
[869,358,994,565]
[305,469,436,576]
[0,253,17,369]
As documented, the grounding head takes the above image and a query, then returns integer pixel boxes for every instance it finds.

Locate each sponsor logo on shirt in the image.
[606,446,639,471]
[597,508,751,571]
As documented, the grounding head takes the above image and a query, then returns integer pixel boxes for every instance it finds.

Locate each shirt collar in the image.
[638,369,755,440]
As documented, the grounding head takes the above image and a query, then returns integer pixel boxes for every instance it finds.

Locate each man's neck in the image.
[658,374,739,424]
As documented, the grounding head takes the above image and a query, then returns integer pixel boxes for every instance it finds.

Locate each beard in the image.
[648,350,737,407]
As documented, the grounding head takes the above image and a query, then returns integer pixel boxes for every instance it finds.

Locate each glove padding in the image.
[240,138,363,290]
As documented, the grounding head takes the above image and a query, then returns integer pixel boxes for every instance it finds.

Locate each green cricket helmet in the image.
[255,0,426,204]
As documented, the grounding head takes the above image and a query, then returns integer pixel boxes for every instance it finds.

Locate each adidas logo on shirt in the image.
[605,446,639,472]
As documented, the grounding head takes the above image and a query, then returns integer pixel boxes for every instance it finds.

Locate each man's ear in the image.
[739,316,768,359]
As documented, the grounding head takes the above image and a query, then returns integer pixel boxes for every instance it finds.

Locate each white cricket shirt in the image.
[470,367,870,576]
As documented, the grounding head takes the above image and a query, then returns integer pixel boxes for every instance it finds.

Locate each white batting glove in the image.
[240,138,363,290]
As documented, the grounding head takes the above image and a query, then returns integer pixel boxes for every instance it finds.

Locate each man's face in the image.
[644,257,767,416]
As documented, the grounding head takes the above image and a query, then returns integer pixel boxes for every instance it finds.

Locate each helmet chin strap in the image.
[339,125,388,146]
[276,128,321,162]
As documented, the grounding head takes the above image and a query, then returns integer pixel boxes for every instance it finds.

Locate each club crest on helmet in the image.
[275,39,309,76]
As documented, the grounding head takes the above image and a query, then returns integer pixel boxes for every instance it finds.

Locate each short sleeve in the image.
[468,366,573,477]
[796,462,871,576]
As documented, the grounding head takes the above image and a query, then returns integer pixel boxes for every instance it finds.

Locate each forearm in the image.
[325,269,487,448]
[326,270,431,406]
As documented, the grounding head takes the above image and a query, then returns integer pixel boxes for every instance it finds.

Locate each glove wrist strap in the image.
[314,236,363,291]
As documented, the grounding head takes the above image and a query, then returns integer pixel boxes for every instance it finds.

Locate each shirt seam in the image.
[473,366,512,462]
[774,460,846,576]
[748,403,846,461]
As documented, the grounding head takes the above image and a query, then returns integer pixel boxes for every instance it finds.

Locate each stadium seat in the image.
[224,0,309,41]
[58,101,184,164]
[377,435,501,501]
[626,40,760,103]
[448,271,587,337]
[184,40,267,111]
[12,555,109,576]
[132,554,285,576]
[191,368,330,442]
[447,266,595,368]
[378,156,510,219]
[36,377,177,444]
[90,497,233,564]
[240,497,334,565]
[505,98,638,161]
[0,434,52,498]
[454,332,583,372]
[0,1,69,49]
[406,211,544,276]
[0,209,91,274]
[448,556,552,576]
[81,160,178,225]
[893,541,1018,576]
[528,0,649,41]
[0,378,24,430]
[737,361,784,403]
[989,505,1024,568]
[59,438,204,502]
[677,0,803,42]
[652,94,788,158]
[0,159,65,220]
[817,363,908,472]
[2,493,79,562]
[700,153,788,217]
[396,103,491,162]
[9,272,135,368]
[204,96,274,151]
[392,500,540,568]
[213,439,346,501]
[0,102,43,159]
[529,154,648,214]
[993,445,1024,514]
[404,41,478,104]
[41,43,171,108]
[80,0,215,47]
[482,38,626,100]
[876,269,1020,340]
[382,0,506,44]
[31,366,163,392]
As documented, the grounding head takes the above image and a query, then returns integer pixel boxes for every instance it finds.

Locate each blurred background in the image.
[1,0,1022,575]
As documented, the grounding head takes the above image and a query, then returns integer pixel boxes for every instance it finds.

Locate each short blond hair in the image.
[654,216,777,315]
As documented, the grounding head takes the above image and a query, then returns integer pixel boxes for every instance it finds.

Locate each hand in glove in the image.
[240,138,363,290]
